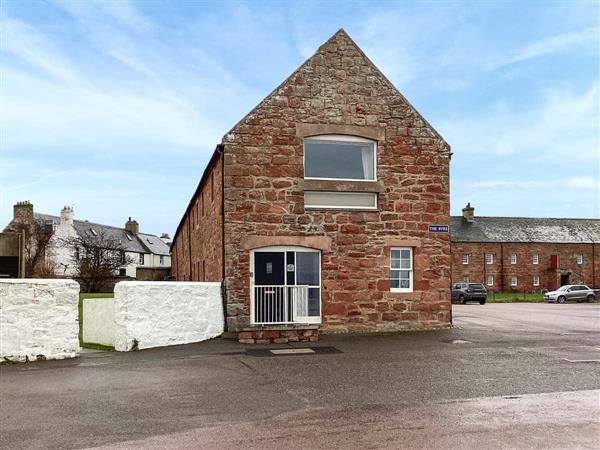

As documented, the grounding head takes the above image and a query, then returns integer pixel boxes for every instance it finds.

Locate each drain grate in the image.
[245,346,342,357]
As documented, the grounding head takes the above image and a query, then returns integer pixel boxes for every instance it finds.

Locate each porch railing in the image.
[252,285,309,324]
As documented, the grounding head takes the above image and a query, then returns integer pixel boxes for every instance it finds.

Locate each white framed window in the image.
[486,275,494,286]
[139,253,145,265]
[533,254,539,265]
[462,254,469,265]
[510,254,517,265]
[159,255,164,266]
[304,135,376,181]
[390,247,413,292]
[463,276,470,283]
[485,254,493,265]
[304,191,377,210]
[511,276,518,287]
[576,254,583,265]
[533,275,540,286]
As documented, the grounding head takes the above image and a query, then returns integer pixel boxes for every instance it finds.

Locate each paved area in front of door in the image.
[1,304,598,449]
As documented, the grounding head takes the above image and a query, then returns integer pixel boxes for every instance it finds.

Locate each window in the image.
[463,276,470,283]
[533,275,540,286]
[304,135,376,181]
[486,275,494,286]
[390,247,413,292]
[576,254,583,265]
[159,255,164,266]
[90,228,98,236]
[139,253,145,265]
[533,254,539,265]
[510,254,517,264]
[462,254,469,265]
[125,233,133,241]
[74,247,80,260]
[304,191,377,210]
[511,276,518,287]
[485,254,493,265]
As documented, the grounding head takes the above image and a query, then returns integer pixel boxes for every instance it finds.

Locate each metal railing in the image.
[252,285,310,324]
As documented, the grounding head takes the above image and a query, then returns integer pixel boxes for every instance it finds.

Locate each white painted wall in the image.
[0,279,80,362]
[113,281,223,351]
[82,297,115,347]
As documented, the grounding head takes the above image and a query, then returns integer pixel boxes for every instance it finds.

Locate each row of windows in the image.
[462,253,584,265]
[191,172,216,229]
[462,275,540,287]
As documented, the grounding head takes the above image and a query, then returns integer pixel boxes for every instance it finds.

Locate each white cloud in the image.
[488,27,598,70]
[567,176,600,190]
[441,83,599,162]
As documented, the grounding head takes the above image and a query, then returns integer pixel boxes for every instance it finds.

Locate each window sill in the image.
[299,179,384,193]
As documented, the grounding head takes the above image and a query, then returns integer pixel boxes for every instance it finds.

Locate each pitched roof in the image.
[451,216,600,244]
[225,28,449,149]
[35,213,170,255]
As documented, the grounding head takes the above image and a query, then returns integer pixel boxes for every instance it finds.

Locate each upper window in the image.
[510,254,517,264]
[462,254,469,265]
[485,254,493,265]
[390,247,413,292]
[576,254,583,265]
[304,135,376,181]
[532,254,539,265]
[139,253,145,265]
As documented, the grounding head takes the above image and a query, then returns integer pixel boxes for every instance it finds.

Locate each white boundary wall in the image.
[0,279,80,361]
[82,297,115,347]
[113,281,223,351]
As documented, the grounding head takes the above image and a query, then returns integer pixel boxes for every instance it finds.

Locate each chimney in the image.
[462,202,475,222]
[160,233,171,244]
[13,201,33,222]
[60,206,74,226]
[125,217,139,235]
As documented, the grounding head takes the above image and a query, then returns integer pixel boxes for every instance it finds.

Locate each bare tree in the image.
[62,231,134,293]
[9,221,54,278]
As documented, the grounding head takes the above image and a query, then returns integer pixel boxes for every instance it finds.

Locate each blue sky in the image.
[1,1,599,236]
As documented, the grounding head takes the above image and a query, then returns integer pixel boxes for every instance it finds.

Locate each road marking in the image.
[562,359,600,363]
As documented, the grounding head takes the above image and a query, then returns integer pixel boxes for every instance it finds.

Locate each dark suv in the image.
[452,283,487,304]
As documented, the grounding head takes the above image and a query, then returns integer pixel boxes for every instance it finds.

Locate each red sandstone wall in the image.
[221,31,451,333]
[172,157,223,282]
[451,242,600,292]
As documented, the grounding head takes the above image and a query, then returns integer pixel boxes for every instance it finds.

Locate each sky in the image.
[1,1,599,236]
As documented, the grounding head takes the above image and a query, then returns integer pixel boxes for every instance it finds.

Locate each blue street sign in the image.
[428,224,449,233]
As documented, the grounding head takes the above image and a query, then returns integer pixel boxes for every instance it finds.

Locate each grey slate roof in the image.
[451,216,600,244]
[34,213,170,255]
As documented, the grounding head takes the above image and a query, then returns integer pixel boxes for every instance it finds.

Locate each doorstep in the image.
[236,324,320,344]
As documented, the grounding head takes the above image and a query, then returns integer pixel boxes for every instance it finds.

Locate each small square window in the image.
[511,276,518,287]
[486,275,494,286]
[462,254,469,265]
[510,254,517,265]
[390,247,413,292]
[576,254,583,265]
[485,254,493,265]
[533,275,540,286]
[533,254,539,265]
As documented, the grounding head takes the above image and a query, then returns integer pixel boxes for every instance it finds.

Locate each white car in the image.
[544,285,596,304]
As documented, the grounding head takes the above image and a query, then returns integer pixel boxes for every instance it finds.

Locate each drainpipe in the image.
[218,144,228,332]
[187,219,192,281]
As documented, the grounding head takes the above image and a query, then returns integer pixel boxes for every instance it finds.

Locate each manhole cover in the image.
[245,346,342,357]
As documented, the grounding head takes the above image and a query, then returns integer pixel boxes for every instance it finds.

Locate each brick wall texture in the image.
[172,157,223,282]
[171,29,454,337]
[451,242,600,292]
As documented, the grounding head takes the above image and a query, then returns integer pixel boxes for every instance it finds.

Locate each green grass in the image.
[78,293,115,351]
[487,292,544,303]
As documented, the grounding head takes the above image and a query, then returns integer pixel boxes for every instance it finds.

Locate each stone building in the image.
[451,204,600,292]
[171,29,452,343]
[3,201,171,278]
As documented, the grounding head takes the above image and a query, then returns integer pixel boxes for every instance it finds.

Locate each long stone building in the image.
[451,204,600,292]
[171,29,452,343]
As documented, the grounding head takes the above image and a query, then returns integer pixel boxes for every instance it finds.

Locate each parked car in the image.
[452,283,487,304]
[544,285,596,304]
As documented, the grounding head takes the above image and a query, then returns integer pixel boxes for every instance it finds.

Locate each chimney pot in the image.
[462,202,475,222]
[125,218,139,235]
[13,201,34,222]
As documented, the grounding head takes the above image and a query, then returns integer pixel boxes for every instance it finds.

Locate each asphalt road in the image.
[1,304,599,449]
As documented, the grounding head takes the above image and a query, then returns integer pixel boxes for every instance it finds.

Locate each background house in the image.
[451,204,600,291]
[3,201,171,279]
